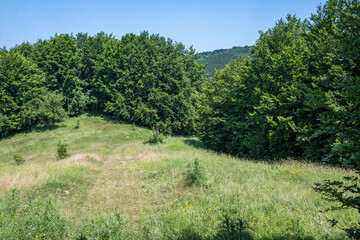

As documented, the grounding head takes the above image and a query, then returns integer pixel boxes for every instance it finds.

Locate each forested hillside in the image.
[196,46,252,77]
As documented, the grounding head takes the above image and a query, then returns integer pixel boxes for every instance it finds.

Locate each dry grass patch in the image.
[0,164,50,192]
[85,154,151,221]
[0,173,43,191]
[54,153,103,168]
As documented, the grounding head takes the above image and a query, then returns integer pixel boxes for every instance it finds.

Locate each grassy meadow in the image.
[0,115,357,239]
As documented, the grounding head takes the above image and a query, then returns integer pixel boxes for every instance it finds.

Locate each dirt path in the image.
[85,152,149,221]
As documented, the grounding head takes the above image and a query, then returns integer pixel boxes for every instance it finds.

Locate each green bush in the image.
[13,153,25,165]
[75,119,80,129]
[184,158,207,187]
[57,141,70,159]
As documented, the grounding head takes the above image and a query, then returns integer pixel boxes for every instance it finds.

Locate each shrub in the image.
[185,158,207,187]
[75,119,80,129]
[13,153,25,165]
[57,141,70,159]
[144,128,166,149]
[132,122,136,131]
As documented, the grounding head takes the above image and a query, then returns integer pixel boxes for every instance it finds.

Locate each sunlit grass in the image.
[0,114,357,239]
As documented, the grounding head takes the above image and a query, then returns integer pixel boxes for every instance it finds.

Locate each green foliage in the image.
[93,32,205,135]
[198,57,253,156]
[185,158,207,187]
[2,31,205,137]
[132,122,136,131]
[0,188,67,239]
[197,46,252,77]
[57,141,69,159]
[13,153,25,165]
[0,51,46,137]
[199,0,360,163]
[30,34,88,115]
[76,32,115,89]
[307,0,360,166]
[36,91,67,125]
[75,119,80,129]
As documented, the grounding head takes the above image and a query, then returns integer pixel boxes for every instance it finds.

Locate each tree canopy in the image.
[1,32,205,137]
[199,0,360,165]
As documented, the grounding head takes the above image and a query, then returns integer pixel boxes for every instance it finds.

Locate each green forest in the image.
[196,46,252,77]
[1,32,205,136]
[1,0,359,239]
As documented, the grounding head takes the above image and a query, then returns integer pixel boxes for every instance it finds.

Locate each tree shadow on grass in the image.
[259,236,315,240]
[32,124,62,132]
[172,228,254,240]
[183,138,209,150]
[174,231,321,240]
[183,138,309,166]
[86,110,132,125]
[0,124,63,142]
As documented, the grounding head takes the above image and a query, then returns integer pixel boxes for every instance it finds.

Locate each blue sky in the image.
[0,0,324,52]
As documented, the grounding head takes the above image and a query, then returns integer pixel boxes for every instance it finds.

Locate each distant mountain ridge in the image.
[197,46,252,77]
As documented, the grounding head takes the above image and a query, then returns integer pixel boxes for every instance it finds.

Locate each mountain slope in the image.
[0,114,356,239]
[197,46,252,77]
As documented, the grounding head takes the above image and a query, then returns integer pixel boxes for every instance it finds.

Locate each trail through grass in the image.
[0,114,357,239]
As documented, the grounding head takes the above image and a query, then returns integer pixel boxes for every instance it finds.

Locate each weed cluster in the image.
[185,158,207,187]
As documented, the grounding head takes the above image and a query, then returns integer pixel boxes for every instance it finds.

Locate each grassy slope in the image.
[0,115,357,239]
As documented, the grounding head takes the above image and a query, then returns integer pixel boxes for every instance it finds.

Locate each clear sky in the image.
[0,0,324,52]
